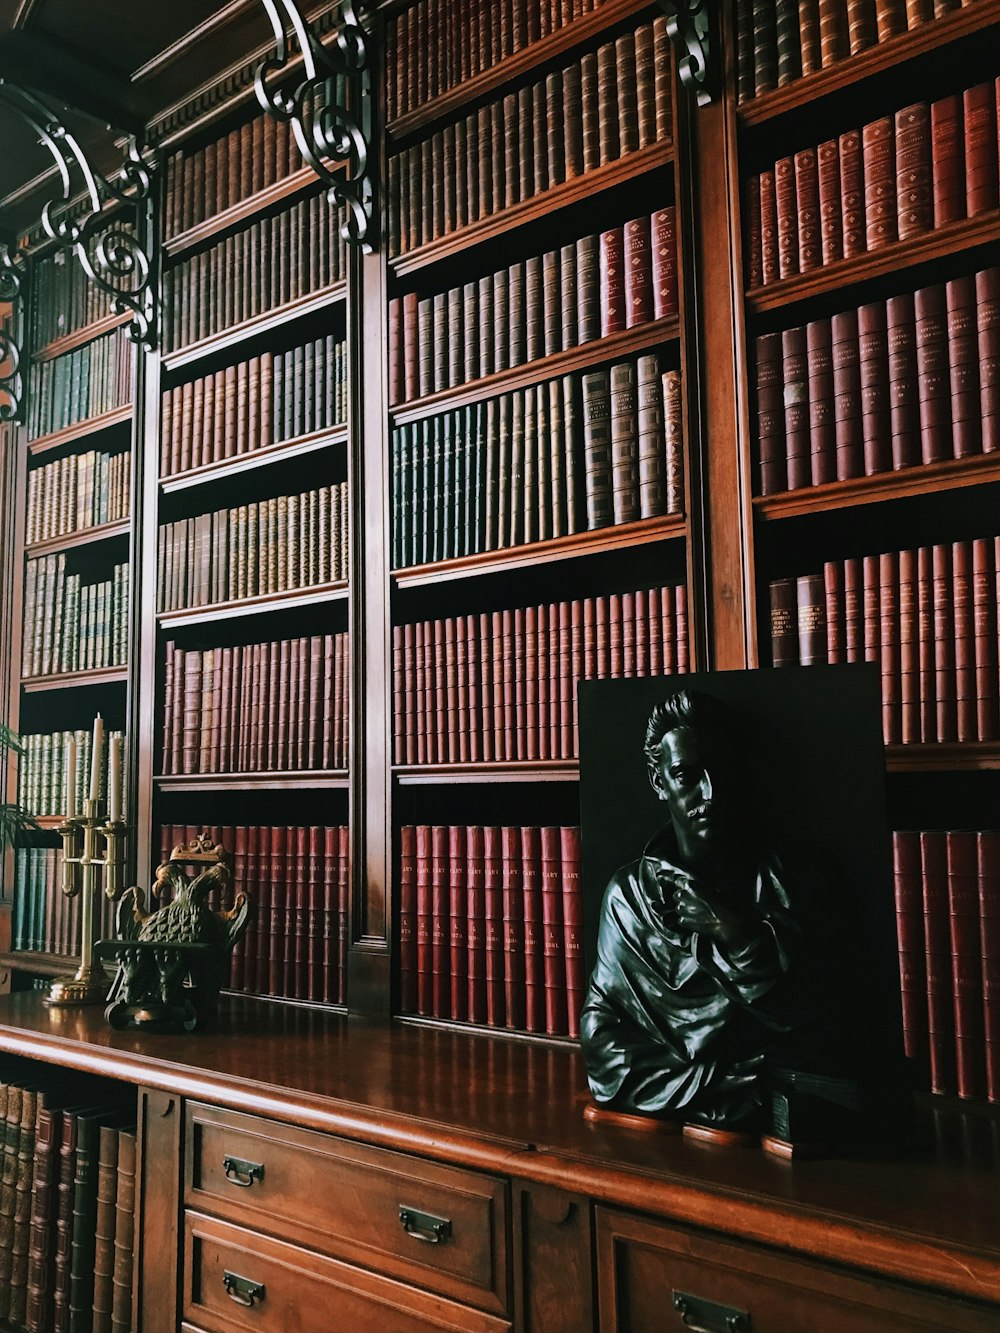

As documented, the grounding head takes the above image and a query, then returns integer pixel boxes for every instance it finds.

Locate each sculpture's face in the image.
[653,726,724,848]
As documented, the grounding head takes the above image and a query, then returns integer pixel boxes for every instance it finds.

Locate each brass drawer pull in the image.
[399,1205,452,1244]
[224,1270,265,1308]
[223,1155,265,1188]
[673,1291,751,1333]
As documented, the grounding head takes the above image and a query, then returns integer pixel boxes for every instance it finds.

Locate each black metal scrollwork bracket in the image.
[656,0,712,107]
[0,79,158,349]
[0,240,27,421]
[255,0,374,251]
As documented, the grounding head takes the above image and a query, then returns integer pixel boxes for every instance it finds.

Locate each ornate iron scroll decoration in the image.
[254,0,373,251]
[0,241,26,421]
[0,80,157,347]
[656,0,711,107]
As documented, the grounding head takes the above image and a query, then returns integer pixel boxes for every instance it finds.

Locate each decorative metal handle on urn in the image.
[223,1155,265,1188]
[398,1205,452,1244]
[673,1290,751,1333]
[224,1271,266,1307]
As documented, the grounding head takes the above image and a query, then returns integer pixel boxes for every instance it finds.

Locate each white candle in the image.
[89,714,103,805]
[108,734,121,822]
[65,737,77,817]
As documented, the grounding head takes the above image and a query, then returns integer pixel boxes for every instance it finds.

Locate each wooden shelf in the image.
[0,951,79,978]
[157,580,349,629]
[27,405,133,457]
[387,0,653,140]
[31,817,67,831]
[390,140,673,278]
[160,424,347,494]
[394,761,579,785]
[155,770,348,791]
[25,518,130,558]
[395,1013,575,1046]
[163,166,322,259]
[754,453,1000,520]
[746,211,1000,316]
[22,665,128,693]
[391,317,680,426]
[886,743,1000,773]
[32,312,132,365]
[738,0,1000,127]
[393,513,685,588]
[161,282,347,374]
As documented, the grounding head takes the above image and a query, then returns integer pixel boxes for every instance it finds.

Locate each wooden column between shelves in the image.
[135,1086,182,1333]
[1,417,27,917]
[687,6,756,671]
[349,25,393,1016]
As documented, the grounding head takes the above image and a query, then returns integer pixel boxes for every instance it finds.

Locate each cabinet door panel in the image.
[595,1207,999,1333]
[184,1211,511,1333]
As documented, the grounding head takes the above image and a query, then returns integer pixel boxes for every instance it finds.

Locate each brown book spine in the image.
[932,543,957,741]
[760,169,778,287]
[623,216,653,328]
[880,550,901,743]
[979,266,1000,455]
[91,1125,119,1333]
[483,825,505,1026]
[466,825,487,1024]
[807,317,836,485]
[947,831,985,1098]
[858,300,890,476]
[946,274,981,458]
[832,308,862,480]
[794,147,821,272]
[796,572,827,665]
[977,831,1000,1101]
[893,831,929,1079]
[775,155,799,279]
[540,825,568,1035]
[839,129,865,258]
[952,540,977,744]
[899,548,919,744]
[782,324,811,490]
[746,176,763,289]
[964,82,999,217]
[914,283,951,464]
[770,577,799,666]
[448,826,469,1023]
[887,292,920,470]
[756,331,787,494]
[973,537,999,741]
[415,824,432,1016]
[931,94,965,227]
[863,116,897,250]
[895,101,932,240]
[109,1129,135,1333]
[599,227,625,336]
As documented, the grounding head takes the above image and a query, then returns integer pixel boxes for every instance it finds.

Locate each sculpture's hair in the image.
[643,689,730,784]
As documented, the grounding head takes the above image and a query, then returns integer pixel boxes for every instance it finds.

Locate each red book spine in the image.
[921,830,956,1094]
[946,831,985,1099]
[759,169,778,286]
[745,176,763,289]
[521,826,544,1033]
[255,825,272,996]
[979,266,1000,455]
[599,227,625,336]
[894,101,931,241]
[977,831,1000,1101]
[269,825,287,996]
[623,215,653,328]
[782,324,810,490]
[824,560,845,664]
[862,116,897,250]
[931,94,965,228]
[839,129,865,258]
[483,825,505,1026]
[293,825,309,999]
[540,825,568,1035]
[560,826,583,1039]
[892,830,929,1078]
[879,551,900,743]
[466,826,487,1024]
[774,155,798,279]
[914,284,951,465]
[858,300,890,476]
[917,546,936,743]
[501,826,526,1030]
[973,537,999,741]
[448,825,469,1022]
[817,138,843,265]
[932,543,957,742]
[899,549,919,744]
[756,331,786,494]
[794,147,821,273]
[886,292,920,470]
[307,826,322,1003]
[430,824,450,1019]
[964,82,1000,217]
[807,318,835,486]
[832,308,862,480]
[945,274,981,458]
[651,206,678,318]
[399,825,417,1012]
[952,540,977,744]
[337,825,349,1005]
[415,824,432,1015]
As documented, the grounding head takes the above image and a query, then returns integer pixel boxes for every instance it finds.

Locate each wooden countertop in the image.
[0,991,997,1308]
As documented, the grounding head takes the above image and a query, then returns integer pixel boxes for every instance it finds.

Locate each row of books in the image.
[16,730,126,822]
[893,829,1000,1103]
[161,83,348,237]
[21,557,129,679]
[157,482,349,612]
[10,847,115,957]
[0,1066,135,1333]
[386,19,672,258]
[159,824,349,1004]
[163,195,348,351]
[770,537,1000,745]
[388,209,678,405]
[385,0,613,119]
[399,824,584,1037]
[26,449,131,546]
[31,235,132,350]
[25,331,132,443]
[755,267,999,493]
[161,635,349,775]
[392,583,689,765]
[159,337,348,477]
[747,84,1000,286]
[735,0,979,102]
[390,358,684,571]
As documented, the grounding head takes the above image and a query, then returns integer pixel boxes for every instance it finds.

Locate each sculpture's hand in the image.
[673,877,751,949]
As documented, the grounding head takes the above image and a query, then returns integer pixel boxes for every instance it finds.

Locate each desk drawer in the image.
[184,1211,511,1333]
[185,1102,508,1315]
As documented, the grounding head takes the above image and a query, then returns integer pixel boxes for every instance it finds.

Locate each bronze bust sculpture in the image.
[580,688,899,1142]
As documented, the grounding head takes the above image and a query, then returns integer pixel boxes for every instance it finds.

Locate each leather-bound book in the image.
[752,0,777,94]
[844,0,873,50]
[616,32,639,155]
[963,82,999,216]
[899,548,920,744]
[306,825,323,1003]
[895,102,931,240]
[430,824,451,1019]
[973,538,999,740]
[91,1124,119,1333]
[483,825,505,1027]
[634,22,656,148]
[792,151,820,276]
[70,1107,129,1333]
[806,318,836,484]
[858,301,890,475]
[797,0,821,74]
[930,93,965,226]
[918,548,937,740]
[0,1083,21,1322]
[861,553,881,679]
[596,41,619,165]
[887,291,920,469]
[610,361,639,525]
[914,283,951,464]
[775,0,801,84]
[921,831,956,1095]
[952,540,977,743]
[782,325,811,489]
[624,216,653,328]
[663,370,684,514]
[519,826,544,1033]
[756,331,786,493]
[946,275,981,457]
[25,1096,61,1333]
[540,826,569,1035]
[879,550,901,743]
[109,1128,135,1333]
[932,543,957,741]
[580,51,600,173]
[947,831,985,1098]
[415,824,432,1015]
[447,826,468,1023]
[542,249,561,359]
[775,155,799,279]
[863,116,897,249]
[560,826,584,1038]
[746,175,763,288]
[637,355,666,518]
[817,0,847,65]
[893,831,930,1075]
[760,169,779,285]
[575,235,600,346]
[873,0,906,40]
[465,826,487,1025]
[979,266,1000,455]
[976,831,1000,1102]
[844,556,863,664]
[832,307,863,479]
[736,0,755,99]
[562,60,584,175]
[824,559,846,663]
[839,128,865,257]
[268,824,287,996]
[651,206,678,318]
[770,578,799,665]
[796,572,827,664]
[500,827,526,1030]
[599,227,625,336]
[652,16,673,142]
[558,242,577,355]
[582,370,613,529]
[8,1083,38,1327]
